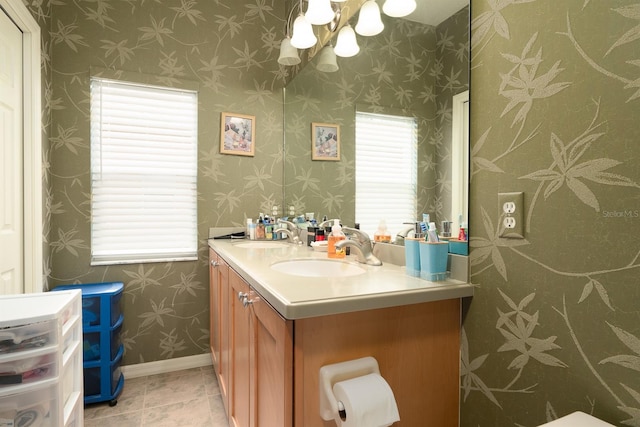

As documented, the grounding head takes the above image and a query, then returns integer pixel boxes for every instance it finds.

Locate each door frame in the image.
[0,0,42,293]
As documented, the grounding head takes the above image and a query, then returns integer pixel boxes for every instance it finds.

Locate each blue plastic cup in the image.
[404,237,421,277]
[419,242,448,279]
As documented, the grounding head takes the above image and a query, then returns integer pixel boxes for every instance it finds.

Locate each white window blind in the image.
[90,78,198,265]
[355,111,417,238]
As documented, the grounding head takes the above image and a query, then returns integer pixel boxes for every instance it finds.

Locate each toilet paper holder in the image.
[318,356,381,422]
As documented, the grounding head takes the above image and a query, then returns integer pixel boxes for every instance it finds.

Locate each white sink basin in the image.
[234,241,290,249]
[271,259,366,278]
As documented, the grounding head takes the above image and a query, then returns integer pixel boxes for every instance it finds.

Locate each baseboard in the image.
[121,353,212,379]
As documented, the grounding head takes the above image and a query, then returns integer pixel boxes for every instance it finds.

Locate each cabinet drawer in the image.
[0,382,58,426]
[83,345,123,397]
[0,320,55,356]
[0,351,57,388]
[82,315,123,362]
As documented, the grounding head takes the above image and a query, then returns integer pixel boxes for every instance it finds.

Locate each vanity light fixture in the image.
[355,0,384,37]
[382,0,417,18]
[334,24,359,58]
[305,0,335,25]
[316,45,339,72]
[291,13,318,49]
[278,37,301,65]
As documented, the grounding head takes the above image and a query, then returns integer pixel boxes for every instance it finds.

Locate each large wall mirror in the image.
[283,0,469,241]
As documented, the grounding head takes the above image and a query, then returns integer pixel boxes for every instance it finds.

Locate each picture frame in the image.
[311,122,340,161]
[220,112,255,156]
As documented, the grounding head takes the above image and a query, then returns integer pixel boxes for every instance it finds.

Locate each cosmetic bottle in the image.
[458,222,468,241]
[246,218,254,240]
[374,220,391,243]
[327,219,346,259]
[256,214,265,239]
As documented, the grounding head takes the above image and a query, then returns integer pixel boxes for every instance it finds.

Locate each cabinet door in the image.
[251,290,293,427]
[229,270,251,427]
[218,255,231,414]
[208,249,219,367]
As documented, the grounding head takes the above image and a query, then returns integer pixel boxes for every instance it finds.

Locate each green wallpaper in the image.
[22,0,640,425]
[464,0,640,425]
[33,0,286,365]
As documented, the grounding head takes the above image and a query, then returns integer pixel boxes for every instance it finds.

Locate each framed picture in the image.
[220,112,255,156]
[311,122,340,161]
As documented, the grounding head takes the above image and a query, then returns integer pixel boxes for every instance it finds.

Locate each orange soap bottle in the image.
[327,219,346,259]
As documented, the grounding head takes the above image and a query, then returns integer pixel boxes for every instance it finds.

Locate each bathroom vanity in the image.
[208,239,473,427]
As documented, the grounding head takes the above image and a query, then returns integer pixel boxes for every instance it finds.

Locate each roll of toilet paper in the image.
[332,373,400,427]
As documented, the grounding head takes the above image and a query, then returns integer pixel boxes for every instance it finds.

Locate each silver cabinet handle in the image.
[237,292,248,301]
[210,260,219,267]
[242,296,253,307]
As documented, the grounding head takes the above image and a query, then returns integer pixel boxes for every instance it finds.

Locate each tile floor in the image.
[83,366,229,427]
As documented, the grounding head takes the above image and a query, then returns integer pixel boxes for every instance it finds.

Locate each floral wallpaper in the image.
[27,0,286,365]
[283,7,469,230]
[463,0,640,425]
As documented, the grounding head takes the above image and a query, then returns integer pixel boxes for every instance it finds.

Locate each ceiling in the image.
[377,0,469,26]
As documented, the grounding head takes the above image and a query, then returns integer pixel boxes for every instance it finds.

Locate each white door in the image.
[0,8,24,295]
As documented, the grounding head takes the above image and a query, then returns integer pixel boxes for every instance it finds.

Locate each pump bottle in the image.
[327,219,346,259]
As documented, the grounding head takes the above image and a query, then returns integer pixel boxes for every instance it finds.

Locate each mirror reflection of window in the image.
[451,90,470,232]
[355,111,418,238]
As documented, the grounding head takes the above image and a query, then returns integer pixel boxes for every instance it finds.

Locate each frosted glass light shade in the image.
[305,0,335,25]
[316,46,339,72]
[278,37,301,66]
[355,0,384,36]
[334,25,360,58]
[291,14,317,49]
[382,0,416,18]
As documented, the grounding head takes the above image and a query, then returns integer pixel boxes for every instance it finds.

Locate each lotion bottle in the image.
[327,219,346,259]
[374,220,391,243]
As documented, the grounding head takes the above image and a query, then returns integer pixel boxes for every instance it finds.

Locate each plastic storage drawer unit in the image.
[53,282,125,406]
[0,290,84,427]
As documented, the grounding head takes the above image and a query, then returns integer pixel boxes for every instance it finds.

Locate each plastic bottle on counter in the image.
[327,219,346,259]
[256,214,265,240]
[373,220,391,243]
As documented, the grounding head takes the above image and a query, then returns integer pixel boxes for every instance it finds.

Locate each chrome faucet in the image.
[275,219,301,244]
[336,227,382,266]
[318,218,340,229]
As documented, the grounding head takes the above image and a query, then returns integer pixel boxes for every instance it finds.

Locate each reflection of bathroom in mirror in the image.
[283,0,469,242]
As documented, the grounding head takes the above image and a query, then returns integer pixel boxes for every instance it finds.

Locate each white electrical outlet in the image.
[503,202,516,214]
[498,192,524,238]
[503,217,516,229]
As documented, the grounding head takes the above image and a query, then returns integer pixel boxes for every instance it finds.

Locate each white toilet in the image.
[539,411,615,426]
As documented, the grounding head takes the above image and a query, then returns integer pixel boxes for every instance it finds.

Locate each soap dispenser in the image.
[373,220,391,243]
[327,219,346,259]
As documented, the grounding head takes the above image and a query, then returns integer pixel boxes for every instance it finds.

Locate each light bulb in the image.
[305,0,335,25]
[382,0,417,18]
[290,14,317,49]
[316,46,339,72]
[278,37,301,66]
[334,25,359,58]
[355,0,384,37]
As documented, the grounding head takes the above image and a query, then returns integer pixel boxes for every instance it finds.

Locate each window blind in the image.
[355,111,417,238]
[90,78,198,265]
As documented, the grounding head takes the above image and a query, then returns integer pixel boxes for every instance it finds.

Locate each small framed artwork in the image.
[311,122,340,161]
[220,112,255,156]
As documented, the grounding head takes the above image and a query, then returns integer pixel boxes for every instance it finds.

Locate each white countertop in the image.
[209,239,474,319]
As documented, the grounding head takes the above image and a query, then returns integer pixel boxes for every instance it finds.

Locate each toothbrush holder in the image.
[404,237,422,277]
[419,241,449,281]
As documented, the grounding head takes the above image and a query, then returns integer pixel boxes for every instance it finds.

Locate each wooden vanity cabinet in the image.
[209,248,460,427]
[210,249,293,427]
